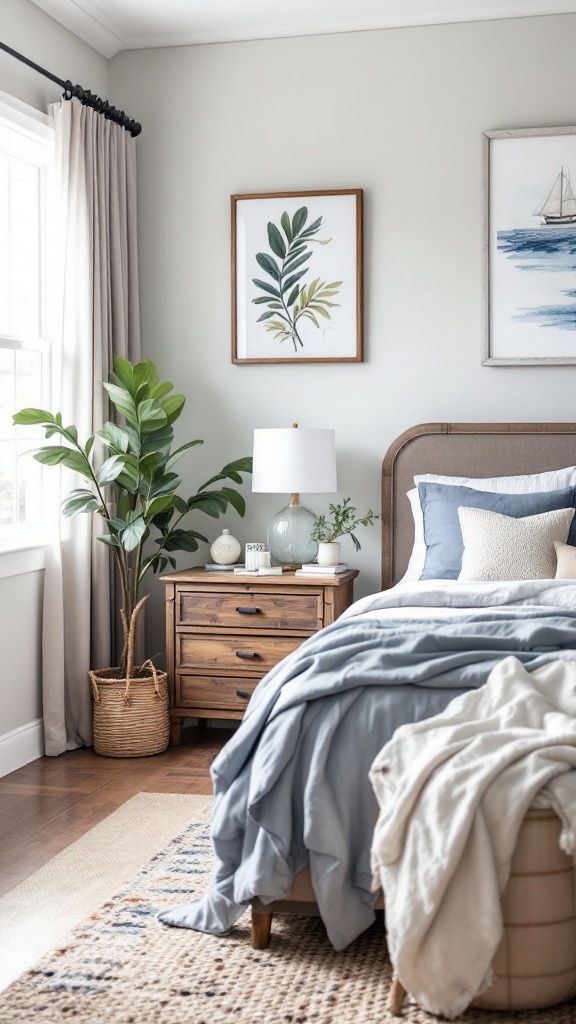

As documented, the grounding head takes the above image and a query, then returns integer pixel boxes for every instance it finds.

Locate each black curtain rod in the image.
[0,39,141,136]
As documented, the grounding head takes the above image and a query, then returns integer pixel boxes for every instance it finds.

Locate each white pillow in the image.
[554,540,576,579]
[414,466,576,494]
[457,506,575,582]
[401,465,576,583]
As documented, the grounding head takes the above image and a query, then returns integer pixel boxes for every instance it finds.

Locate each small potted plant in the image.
[310,497,378,566]
[13,356,252,758]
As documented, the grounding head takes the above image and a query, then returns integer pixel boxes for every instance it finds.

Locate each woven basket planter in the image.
[90,658,170,758]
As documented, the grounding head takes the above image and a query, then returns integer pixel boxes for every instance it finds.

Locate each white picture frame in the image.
[482,125,576,365]
[231,189,363,364]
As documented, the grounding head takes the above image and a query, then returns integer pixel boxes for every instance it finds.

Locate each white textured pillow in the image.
[402,466,576,585]
[458,506,575,582]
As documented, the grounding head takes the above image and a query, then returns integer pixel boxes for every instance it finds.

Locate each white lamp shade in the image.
[252,428,337,494]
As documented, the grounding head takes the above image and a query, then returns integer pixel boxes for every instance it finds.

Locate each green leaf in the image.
[267,222,286,259]
[61,489,100,517]
[186,493,228,517]
[140,424,174,457]
[111,357,135,394]
[85,436,94,458]
[282,269,308,293]
[163,529,207,553]
[146,494,175,518]
[292,207,308,236]
[137,399,168,431]
[257,311,277,322]
[150,471,180,498]
[160,394,185,425]
[114,454,140,491]
[12,408,55,426]
[252,295,275,305]
[133,358,159,393]
[148,381,174,401]
[96,455,125,485]
[252,278,282,299]
[299,216,323,238]
[281,211,293,244]
[119,515,147,552]
[165,439,203,473]
[221,486,245,516]
[173,495,187,514]
[97,533,122,549]
[102,382,138,425]
[286,285,301,307]
[117,493,131,520]
[282,251,312,276]
[255,252,281,281]
[97,422,131,453]
[33,446,70,466]
[309,303,331,319]
[33,447,92,479]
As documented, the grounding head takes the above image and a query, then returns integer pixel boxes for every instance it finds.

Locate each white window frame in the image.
[0,91,55,572]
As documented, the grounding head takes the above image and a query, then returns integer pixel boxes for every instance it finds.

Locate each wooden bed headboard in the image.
[381,422,576,590]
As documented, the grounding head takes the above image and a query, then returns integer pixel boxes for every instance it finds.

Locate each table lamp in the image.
[252,424,337,566]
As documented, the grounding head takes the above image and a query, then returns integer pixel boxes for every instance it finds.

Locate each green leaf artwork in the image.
[251,207,342,352]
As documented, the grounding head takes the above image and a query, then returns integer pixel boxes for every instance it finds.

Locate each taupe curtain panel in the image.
[43,97,141,756]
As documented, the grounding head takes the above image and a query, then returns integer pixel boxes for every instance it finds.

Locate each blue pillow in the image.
[418,482,576,581]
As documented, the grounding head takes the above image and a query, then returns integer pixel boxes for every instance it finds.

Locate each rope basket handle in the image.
[89,670,101,703]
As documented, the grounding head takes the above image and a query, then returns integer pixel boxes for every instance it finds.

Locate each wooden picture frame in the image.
[231,188,363,364]
[482,125,576,365]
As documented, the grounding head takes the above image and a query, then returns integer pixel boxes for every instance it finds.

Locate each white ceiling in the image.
[29,0,576,59]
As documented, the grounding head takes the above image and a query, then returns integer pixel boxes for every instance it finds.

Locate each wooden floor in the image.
[0,724,229,897]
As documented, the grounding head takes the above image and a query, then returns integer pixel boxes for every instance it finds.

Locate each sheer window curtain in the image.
[43,97,141,756]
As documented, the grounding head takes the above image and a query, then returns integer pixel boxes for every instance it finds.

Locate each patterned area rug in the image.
[1,803,576,1024]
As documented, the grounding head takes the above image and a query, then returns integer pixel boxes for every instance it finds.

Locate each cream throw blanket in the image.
[369,655,576,1020]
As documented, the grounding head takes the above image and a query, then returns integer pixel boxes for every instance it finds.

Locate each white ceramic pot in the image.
[317,541,342,566]
[209,529,241,565]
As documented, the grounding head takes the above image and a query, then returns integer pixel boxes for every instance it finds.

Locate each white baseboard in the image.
[0,719,44,778]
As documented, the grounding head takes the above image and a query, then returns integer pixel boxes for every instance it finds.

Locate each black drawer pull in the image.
[235,650,259,659]
[236,606,261,614]
[235,689,253,699]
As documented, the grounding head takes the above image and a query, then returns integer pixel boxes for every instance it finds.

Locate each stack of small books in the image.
[204,562,245,571]
[294,563,349,576]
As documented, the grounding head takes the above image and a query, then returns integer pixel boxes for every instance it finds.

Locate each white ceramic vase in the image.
[316,541,342,566]
[209,529,241,565]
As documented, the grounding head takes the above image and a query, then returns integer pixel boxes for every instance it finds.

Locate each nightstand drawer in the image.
[176,674,257,710]
[177,633,303,673]
[176,588,323,631]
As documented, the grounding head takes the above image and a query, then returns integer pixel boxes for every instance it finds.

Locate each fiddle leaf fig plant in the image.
[310,497,378,552]
[13,356,252,677]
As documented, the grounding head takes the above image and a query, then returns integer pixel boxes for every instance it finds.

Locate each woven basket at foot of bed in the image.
[471,808,576,1011]
[89,662,169,758]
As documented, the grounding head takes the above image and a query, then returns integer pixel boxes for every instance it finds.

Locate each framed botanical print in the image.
[482,125,576,365]
[231,188,363,364]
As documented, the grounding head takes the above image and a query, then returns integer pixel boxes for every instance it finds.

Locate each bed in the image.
[159,421,576,1002]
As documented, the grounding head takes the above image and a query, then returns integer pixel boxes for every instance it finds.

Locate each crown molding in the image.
[29,0,576,60]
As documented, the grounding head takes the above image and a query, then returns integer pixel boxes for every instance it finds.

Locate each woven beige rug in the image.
[0,792,208,992]
[1,796,575,1024]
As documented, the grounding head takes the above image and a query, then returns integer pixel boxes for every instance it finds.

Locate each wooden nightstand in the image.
[161,566,359,745]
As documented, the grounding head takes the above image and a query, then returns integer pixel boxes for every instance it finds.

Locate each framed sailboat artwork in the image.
[482,125,576,365]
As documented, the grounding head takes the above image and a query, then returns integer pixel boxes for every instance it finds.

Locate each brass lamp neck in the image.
[290,493,300,507]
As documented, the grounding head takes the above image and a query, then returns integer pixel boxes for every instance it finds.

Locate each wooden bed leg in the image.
[387,973,407,1015]
[251,910,273,949]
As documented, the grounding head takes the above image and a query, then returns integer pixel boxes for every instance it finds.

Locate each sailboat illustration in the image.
[534,167,576,225]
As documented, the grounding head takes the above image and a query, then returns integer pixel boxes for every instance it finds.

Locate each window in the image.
[0,94,55,540]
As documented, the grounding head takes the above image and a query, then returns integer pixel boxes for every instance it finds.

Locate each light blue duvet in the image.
[158,582,576,949]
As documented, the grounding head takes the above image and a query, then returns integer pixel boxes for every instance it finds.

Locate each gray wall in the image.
[0,0,108,110]
[110,14,576,659]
